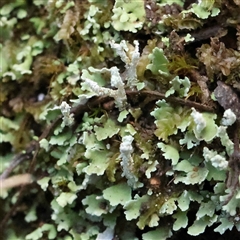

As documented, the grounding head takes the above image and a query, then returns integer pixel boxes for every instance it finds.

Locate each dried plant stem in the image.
[127,90,215,112]
[225,120,240,204]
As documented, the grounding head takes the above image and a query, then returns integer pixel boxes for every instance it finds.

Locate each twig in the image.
[127,90,215,112]
[225,120,240,204]
[0,143,36,180]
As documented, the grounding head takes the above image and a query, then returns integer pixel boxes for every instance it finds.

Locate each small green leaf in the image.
[41,224,57,240]
[118,109,129,122]
[103,183,131,206]
[124,195,149,220]
[214,218,234,234]
[17,9,27,19]
[25,205,37,222]
[142,226,172,240]
[188,215,218,236]
[82,194,108,216]
[151,100,191,142]
[196,201,216,219]
[165,76,190,97]
[173,211,188,231]
[56,192,77,207]
[111,0,145,33]
[39,138,49,151]
[188,218,208,236]
[0,116,19,131]
[84,149,110,176]
[174,160,193,172]
[159,198,177,215]
[174,166,209,185]
[177,191,191,211]
[37,177,50,191]
[221,191,240,216]
[94,118,120,141]
[26,224,57,240]
[158,143,179,165]
[147,47,169,75]
[26,228,43,240]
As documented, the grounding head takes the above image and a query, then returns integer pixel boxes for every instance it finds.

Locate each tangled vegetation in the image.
[1,0,240,239]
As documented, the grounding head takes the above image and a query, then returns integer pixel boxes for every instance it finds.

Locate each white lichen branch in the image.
[120,135,143,188]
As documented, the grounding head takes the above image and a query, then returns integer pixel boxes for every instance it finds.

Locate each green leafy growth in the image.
[118,109,129,122]
[160,0,184,6]
[177,190,203,211]
[0,114,33,150]
[173,211,188,231]
[56,192,77,208]
[37,176,51,191]
[165,76,191,97]
[151,100,191,142]
[145,160,158,179]
[50,199,83,233]
[134,131,154,160]
[173,160,209,185]
[103,182,132,206]
[191,109,218,142]
[94,118,120,141]
[82,68,107,87]
[39,138,49,151]
[82,132,110,176]
[124,195,149,221]
[188,215,218,236]
[163,12,202,31]
[82,194,108,216]
[0,116,19,131]
[49,131,73,146]
[111,0,145,33]
[142,226,172,240]
[159,198,178,215]
[158,142,179,165]
[26,224,57,240]
[105,152,119,182]
[168,54,198,76]
[51,168,73,188]
[214,218,234,234]
[179,131,200,149]
[190,0,220,19]
[205,161,226,181]
[221,191,240,216]
[196,200,216,219]
[25,205,37,223]
[184,33,195,42]
[147,47,169,75]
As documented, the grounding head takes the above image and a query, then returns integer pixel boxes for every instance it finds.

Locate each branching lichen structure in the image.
[1,0,240,239]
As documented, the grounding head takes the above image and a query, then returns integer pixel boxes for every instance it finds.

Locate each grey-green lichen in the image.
[1,0,240,239]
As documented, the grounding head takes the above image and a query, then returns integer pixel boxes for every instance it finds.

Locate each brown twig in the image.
[223,116,240,205]
[0,142,38,180]
[127,90,215,112]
